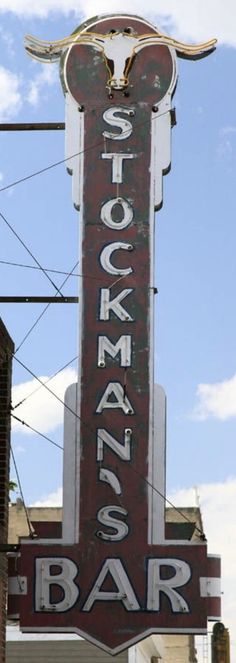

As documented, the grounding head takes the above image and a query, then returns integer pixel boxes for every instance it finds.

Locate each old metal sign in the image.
[15,14,221,654]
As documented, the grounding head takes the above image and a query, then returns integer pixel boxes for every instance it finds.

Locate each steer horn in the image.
[24,29,217,64]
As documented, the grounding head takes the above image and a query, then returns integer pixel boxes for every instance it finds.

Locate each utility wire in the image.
[13,262,130,356]
[0,209,64,296]
[0,258,119,283]
[0,257,79,370]
[130,464,206,540]
[11,412,126,515]
[12,406,204,538]
[10,445,35,538]
[13,355,80,418]
[13,354,205,538]
[14,259,79,353]
[15,305,51,354]
[0,110,164,354]
[0,259,79,277]
[0,260,78,366]
[3,105,197,533]
[11,413,63,450]
[0,108,171,195]
[0,152,79,194]
[12,354,78,410]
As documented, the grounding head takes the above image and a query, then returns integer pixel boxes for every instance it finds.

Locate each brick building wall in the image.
[0,320,14,663]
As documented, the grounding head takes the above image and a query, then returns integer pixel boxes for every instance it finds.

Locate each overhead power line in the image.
[0,259,115,282]
[0,108,173,195]
[3,106,198,536]
[13,354,205,539]
[0,209,64,296]
[0,259,79,276]
[10,446,35,538]
[14,259,79,353]
[11,414,63,451]
[0,259,79,370]
[12,354,78,410]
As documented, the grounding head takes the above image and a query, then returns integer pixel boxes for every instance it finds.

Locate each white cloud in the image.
[27,64,57,107]
[31,486,62,506]
[191,373,236,420]
[11,367,77,434]
[0,0,235,46]
[221,126,236,135]
[0,0,72,18]
[0,61,57,119]
[0,65,22,120]
[0,26,15,57]
[169,479,236,661]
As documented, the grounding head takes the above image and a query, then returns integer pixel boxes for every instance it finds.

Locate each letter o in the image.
[101,197,133,230]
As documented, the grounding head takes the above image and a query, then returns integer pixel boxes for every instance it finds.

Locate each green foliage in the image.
[9,480,17,499]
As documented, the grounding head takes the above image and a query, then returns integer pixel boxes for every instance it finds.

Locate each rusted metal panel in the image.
[64,15,176,555]
[16,13,221,655]
[19,542,220,652]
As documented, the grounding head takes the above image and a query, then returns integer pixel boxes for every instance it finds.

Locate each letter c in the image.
[100,242,134,276]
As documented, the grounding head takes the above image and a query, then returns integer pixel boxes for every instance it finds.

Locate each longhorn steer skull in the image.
[24,28,217,92]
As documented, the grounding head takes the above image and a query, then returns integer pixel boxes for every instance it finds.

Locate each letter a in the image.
[96,382,134,414]
[82,558,140,611]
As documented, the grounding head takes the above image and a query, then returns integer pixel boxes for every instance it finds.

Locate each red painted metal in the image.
[16,14,221,654]
[66,15,174,550]
[19,542,220,650]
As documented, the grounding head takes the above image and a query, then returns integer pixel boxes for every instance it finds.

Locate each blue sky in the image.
[0,0,235,657]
